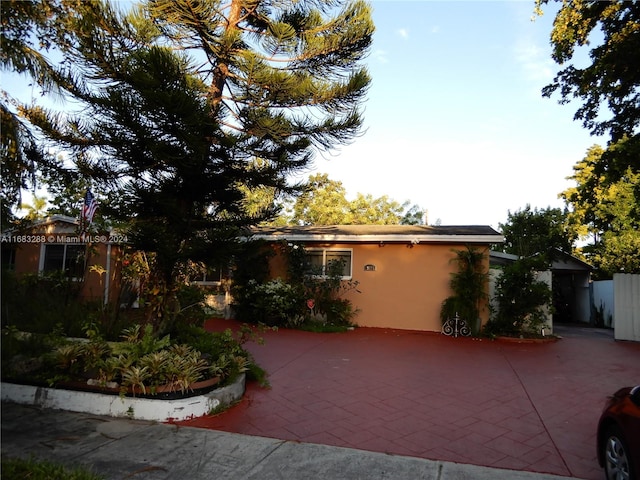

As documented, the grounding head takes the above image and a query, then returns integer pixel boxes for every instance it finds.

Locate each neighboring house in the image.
[549,250,592,324]
[249,225,504,332]
[489,249,593,326]
[1,215,124,304]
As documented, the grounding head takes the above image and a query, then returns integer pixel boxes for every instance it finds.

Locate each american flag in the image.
[82,189,98,226]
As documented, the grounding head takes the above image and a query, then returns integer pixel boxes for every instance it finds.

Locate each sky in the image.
[302,0,605,228]
[6,1,606,229]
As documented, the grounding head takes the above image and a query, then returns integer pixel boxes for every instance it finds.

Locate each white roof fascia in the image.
[249,233,505,244]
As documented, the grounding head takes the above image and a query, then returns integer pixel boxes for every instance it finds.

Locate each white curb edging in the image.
[1,374,245,422]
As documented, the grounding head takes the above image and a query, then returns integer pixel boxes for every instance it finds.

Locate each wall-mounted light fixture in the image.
[364,264,376,271]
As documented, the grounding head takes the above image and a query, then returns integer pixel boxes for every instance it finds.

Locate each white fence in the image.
[592,280,614,328]
[613,274,640,342]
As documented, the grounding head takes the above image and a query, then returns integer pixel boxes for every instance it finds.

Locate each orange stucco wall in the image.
[7,221,123,304]
[269,242,491,332]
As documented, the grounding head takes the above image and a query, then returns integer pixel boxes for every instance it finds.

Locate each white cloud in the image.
[396,28,409,39]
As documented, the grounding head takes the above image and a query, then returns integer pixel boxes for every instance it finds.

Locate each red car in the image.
[597,385,640,480]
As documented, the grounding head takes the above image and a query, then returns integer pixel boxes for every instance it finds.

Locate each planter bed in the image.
[0,374,245,422]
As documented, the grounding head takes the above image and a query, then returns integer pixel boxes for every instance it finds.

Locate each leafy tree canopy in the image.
[537,1,640,277]
[496,205,576,264]
[287,173,427,225]
[560,140,640,277]
[536,0,640,141]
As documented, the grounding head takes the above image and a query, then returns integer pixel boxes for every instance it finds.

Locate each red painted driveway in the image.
[180,321,640,479]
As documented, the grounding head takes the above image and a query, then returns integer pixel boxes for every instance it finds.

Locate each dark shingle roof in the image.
[248,225,503,244]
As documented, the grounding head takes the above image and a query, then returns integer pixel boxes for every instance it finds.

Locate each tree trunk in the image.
[209,0,242,110]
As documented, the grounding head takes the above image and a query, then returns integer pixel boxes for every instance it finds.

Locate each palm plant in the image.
[440,247,489,335]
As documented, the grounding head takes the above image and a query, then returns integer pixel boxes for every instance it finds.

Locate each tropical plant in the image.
[113,324,170,359]
[19,195,49,220]
[440,247,489,335]
[2,317,263,396]
[0,0,75,227]
[94,356,120,386]
[168,347,209,394]
[138,350,171,383]
[53,343,84,375]
[120,365,150,396]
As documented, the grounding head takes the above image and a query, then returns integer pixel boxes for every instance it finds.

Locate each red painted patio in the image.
[179,320,640,480]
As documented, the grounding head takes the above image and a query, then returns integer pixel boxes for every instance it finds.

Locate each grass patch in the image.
[1,456,104,480]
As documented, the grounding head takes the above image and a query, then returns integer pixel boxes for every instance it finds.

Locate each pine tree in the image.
[13,0,373,330]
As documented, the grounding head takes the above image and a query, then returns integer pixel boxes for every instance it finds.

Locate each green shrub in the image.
[1,271,93,337]
[484,258,552,337]
[232,242,360,330]
[0,270,136,340]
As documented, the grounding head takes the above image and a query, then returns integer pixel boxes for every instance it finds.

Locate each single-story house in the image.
[2,218,504,333]
[249,225,504,332]
[1,215,124,304]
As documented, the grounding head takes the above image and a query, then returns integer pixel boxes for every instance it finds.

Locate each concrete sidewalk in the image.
[1,402,576,480]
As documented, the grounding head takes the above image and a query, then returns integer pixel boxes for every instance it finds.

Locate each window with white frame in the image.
[305,248,352,278]
[41,244,86,278]
[192,264,224,285]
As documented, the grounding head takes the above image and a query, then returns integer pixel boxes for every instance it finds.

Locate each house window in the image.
[192,265,224,285]
[305,249,352,278]
[41,244,86,278]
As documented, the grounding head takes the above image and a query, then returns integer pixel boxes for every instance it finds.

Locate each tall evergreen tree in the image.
[13,0,373,330]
